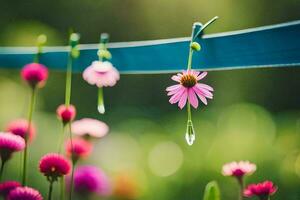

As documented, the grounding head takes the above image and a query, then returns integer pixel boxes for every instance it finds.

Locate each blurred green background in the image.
[1,0,300,199]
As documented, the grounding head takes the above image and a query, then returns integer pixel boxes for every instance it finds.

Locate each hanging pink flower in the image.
[0,181,21,197]
[244,181,277,199]
[21,63,48,88]
[39,153,71,181]
[65,138,93,161]
[0,133,25,162]
[56,104,76,124]
[222,161,256,178]
[5,119,36,142]
[166,70,213,109]
[7,187,43,200]
[83,61,119,88]
[71,118,109,139]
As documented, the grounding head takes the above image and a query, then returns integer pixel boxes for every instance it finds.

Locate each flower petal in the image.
[169,87,185,104]
[178,90,188,109]
[197,83,214,91]
[166,84,181,92]
[171,75,181,82]
[197,72,208,80]
[188,89,199,108]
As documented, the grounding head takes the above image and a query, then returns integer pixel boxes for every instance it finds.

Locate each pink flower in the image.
[7,187,43,200]
[83,61,120,87]
[5,119,36,142]
[21,63,48,88]
[0,133,25,162]
[56,104,76,124]
[166,70,213,109]
[39,153,71,181]
[71,118,109,139]
[65,138,93,161]
[0,181,21,197]
[244,181,277,199]
[222,161,256,178]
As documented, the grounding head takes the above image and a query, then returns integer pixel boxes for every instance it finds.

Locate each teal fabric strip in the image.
[0,20,299,74]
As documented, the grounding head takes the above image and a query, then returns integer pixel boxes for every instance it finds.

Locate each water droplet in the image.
[97,105,105,114]
[185,121,195,146]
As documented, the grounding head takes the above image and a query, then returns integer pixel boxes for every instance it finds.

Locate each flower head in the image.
[0,133,25,162]
[71,118,109,139]
[83,61,120,87]
[39,153,71,181]
[56,104,76,124]
[6,119,36,142]
[166,70,213,109]
[21,63,48,88]
[71,165,111,196]
[7,187,43,200]
[244,181,277,199]
[0,181,21,197]
[65,138,93,161]
[222,161,256,178]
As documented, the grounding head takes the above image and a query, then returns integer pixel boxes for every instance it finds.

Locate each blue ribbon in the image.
[0,20,299,74]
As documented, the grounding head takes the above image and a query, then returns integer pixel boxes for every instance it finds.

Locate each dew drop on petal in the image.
[97,105,105,114]
[185,121,195,146]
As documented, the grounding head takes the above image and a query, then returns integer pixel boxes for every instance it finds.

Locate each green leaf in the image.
[203,181,221,200]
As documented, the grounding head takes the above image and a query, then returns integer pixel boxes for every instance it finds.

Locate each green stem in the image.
[22,87,37,186]
[47,181,54,200]
[58,124,67,153]
[97,87,105,114]
[60,177,65,200]
[68,123,75,200]
[237,177,244,200]
[0,160,6,181]
[65,54,73,106]
[187,47,194,70]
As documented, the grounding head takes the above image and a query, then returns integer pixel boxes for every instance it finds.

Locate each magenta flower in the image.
[56,104,76,124]
[222,161,256,178]
[70,165,111,196]
[0,181,21,197]
[21,63,48,88]
[65,138,93,161]
[71,118,109,139]
[244,181,277,199]
[0,133,25,162]
[7,187,43,200]
[39,153,71,181]
[166,70,213,109]
[83,61,119,88]
[6,119,36,142]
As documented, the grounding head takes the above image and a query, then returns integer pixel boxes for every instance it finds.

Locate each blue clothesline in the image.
[0,20,299,74]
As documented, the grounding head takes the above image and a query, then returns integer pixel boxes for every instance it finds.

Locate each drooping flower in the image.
[21,63,48,88]
[222,161,256,178]
[0,133,25,162]
[56,104,76,124]
[70,165,111,196]
[166,70,213,109]
[65,138,93,161]
[71,118,109,139]
[7,187,43,200]
[39,153,71,181]
[6,119,36,142]
[83,61,119,88]
[0,181,21,197]
[244,181,277,199]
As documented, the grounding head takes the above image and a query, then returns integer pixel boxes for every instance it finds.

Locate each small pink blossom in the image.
[0,181,21,197]
[5,119,36,142]
[71,118,109,139]
[0,133,25,162]
[65,138,93,161]
[83,61,119,87]
[21,63,48,88]
[222,161,256,178]
[244,181,277,199]
[166,70,213,109]
[56,104,76,124]
[7,187,43,200]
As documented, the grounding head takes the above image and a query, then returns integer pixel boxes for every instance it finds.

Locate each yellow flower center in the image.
[51,167,56,172]
[180,74,197,88]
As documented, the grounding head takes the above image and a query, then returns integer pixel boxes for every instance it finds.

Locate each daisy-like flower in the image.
[0,133,25,162]
[39,153,71,181]
[21,63,48,88]
[166,70,213,109]
[0,181,21,197]
[222,161,256,178]
[7,187,43,200]
[56,104,76,124]
[71,118,109,139]
[65,138,93,162]
[6,119,36,142]
[244,181,277,200]
[71,165,111,196]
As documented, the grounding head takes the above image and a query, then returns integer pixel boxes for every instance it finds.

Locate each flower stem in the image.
[65,54,73,106]
[47,181,54,200]
[0,160,6,181]
[97,87,105,114]
[60,177,65,200]
[22,87,37,186]
[68,123,75,200]
[237,177,244,200]
[58,124,67,153]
